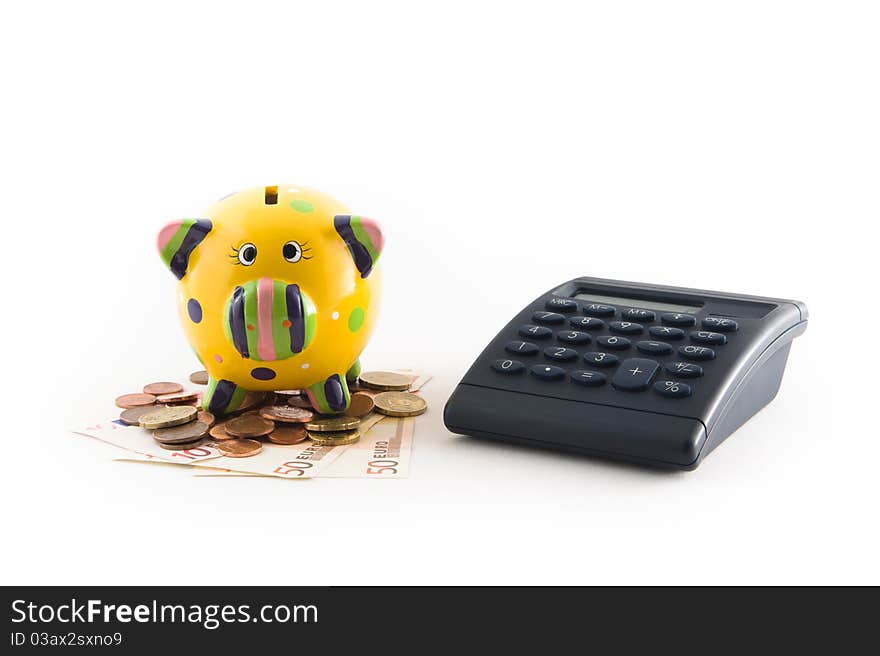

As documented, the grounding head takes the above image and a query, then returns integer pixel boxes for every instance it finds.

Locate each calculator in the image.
[444,276,808,470]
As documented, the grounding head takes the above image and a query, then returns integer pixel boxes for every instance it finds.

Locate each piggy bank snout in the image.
[224,277,316,362]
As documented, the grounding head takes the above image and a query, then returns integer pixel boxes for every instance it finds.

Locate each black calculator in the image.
[444,276,808,470]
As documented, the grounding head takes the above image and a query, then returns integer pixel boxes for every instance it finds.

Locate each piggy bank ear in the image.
[156,219,213,280]
[333,215,384,278]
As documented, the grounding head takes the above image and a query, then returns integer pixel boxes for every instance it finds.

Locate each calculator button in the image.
[702,317,738,332]
[545,298,578,313]
[569,316,604,330]
[492,359,525,374]
[653,380,693,398]
[611,358,660,392]
[505,341,539,355]
[597,335,631,351]
[583,352,619,368]
[570,370,607,387]
[518,324,552,339]
[582,303,616,317]
[532,311,565,325]
[636,340,673,355]
[690,330,727,346]
[622,308,656,322]
[661,313,697,327]
[649,325,685,340]
[556,330,592,345]
[609,321,643,335]
[665,361,703,378]
[543,346,579,362]
[678,345,715,361]
[529,364,566,381]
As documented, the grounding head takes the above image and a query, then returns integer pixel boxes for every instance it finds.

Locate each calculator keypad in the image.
[490,298,743,402]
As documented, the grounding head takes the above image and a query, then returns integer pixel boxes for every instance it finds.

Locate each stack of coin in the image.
[304,415,361,446]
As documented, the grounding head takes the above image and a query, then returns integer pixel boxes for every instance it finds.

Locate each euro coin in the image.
[217,439,263,458]
[358,371,412,391]
[373,391,427,417]
[143,382,183,395]
[153,421,209,444]
[287,395,315,409]
[197,411,215,428]
[304,415,360,432]
[208,423,236,440]
[189,371,209,385]
[156,391,198,404]
[233,392,268,414]
[347,392,375,417]
[258,405,314,423]
[158,438,208,451]
[267,425,308,445]
[115,393,157,409]
[138,405,197,429]
[119,405,160,426]
[307,429,360,446]
[224,414,275,438]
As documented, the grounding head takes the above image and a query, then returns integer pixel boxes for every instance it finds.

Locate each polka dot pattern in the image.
[187,298,203,323]
[251,367,277,381]
[289,199,314,213]
[348,307,365,332]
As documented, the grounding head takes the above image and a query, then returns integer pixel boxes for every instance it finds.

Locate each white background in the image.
[1,1,876,585]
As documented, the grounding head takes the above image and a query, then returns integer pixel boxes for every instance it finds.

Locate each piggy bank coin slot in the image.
[265,185,279,205]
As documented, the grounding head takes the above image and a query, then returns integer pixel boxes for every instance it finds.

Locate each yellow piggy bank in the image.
[156,185,383,415]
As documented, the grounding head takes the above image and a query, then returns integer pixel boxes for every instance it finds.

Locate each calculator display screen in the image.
[572,292,702,314]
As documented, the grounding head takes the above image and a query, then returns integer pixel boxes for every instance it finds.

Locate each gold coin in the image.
[208,423,236,440]
[119,405,160,426]
[224,414,275,438]
[115,393,157,409]
[304,415,360,432]
[158,438,208,451]
[152,421,209,444]
[358,371,412,391]
[307,429,360,446]
[373,391,427,417]
[138,405,198,429]
[189,370,209,385]
[347,392,375,417]
[143,382,183,395]
[259,405,314,423]
[267,425,309,445]
[217,439,263,458]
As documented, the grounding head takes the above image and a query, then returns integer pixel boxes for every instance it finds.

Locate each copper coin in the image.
[217,439,263,458]
[358,371,412,391]
[152,421,209,444]
[158,438,208,451]
[287,395,315,409]
[208,423,236,440]
[259,405,314,423]
[307,429,360,446]
[267,425,308,445]
[197,411,215,428]
[119,405,160,426]
[138,405,198,429]
[156,391,198,404]
[189,370,209,385]
[347,392,375,417]
[224,414,275,438]
[143,382,183,395]
[115,393,157,409]
[230,392,268,414]
[304,415,360,432]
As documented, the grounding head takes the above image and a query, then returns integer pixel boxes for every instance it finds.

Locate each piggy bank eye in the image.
[283,240,303,263]
[236,243,257,266]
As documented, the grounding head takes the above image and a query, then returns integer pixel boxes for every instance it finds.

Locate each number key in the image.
[556,330,592,345]
[543,346,579,362]
[583,351,619,367]
[609,321,644,335]
[505,341,539,355]
[597,335,631,351]
[492,359,525,374]
[518,324,552,339]
[569,316,604,330]
[532,311,565,325]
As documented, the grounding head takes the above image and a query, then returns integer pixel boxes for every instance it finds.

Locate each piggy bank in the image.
[156,185,383,415]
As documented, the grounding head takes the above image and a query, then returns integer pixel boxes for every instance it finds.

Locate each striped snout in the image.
[223,278,316,361]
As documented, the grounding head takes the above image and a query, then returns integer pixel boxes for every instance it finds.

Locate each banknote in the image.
[319,416,414,478]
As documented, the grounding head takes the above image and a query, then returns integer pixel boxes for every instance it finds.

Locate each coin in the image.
[197,411,215,428]
[158,438,208,451]
[224,414,275,438]
[189,370,209,385]
[138,405,198,429]
[152,421,209,444]
[307,429,360,446]
[373,391,427,417]
[217,439,263,458]
[232,392,268,414]
[274,389,304,397]
[143,382,183,395]
[347,392,375,417]
[115,393,157,409]
[287,395,315,409]
[208,423,236,440]
[156,391,198,404]
[259,405,314,423]
[358,371,412,391]
[304,415,360,432]
[119,405,161,426]
[267,425,308,445]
